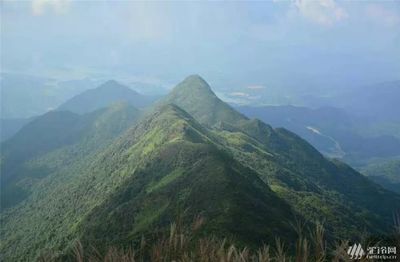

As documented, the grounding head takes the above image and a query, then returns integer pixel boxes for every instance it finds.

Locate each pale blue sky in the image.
[1,0,399,102]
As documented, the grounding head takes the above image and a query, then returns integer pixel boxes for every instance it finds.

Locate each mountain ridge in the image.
[1,75,399,261]
[0,103,297,260]
[160,75,400,238]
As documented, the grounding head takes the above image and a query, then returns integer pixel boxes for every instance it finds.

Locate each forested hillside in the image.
[1,76,399,261]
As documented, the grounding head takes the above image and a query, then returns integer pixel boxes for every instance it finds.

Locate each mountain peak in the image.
[171,74,213,95]
[103,79,119,85]
[162,75,246,127]
[58,80,156,114]
[182,74,209,86]
[99,80,132,91]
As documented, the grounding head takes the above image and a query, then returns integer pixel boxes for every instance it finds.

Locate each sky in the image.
[1,0,400,103]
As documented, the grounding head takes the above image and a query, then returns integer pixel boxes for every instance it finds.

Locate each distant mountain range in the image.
[235,105,400,192]
[0,73,164,119]
[0,117,33,142]
[0,73,100,119]
[0,78,160,141]
[1,75,399,261]
[362,158,400,194]
[236,105,400,160]
[58,80,159,114]
[330,80,400,121]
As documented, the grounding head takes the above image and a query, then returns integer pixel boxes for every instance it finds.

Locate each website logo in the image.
[347,243,365,260]
[347,243,397,260]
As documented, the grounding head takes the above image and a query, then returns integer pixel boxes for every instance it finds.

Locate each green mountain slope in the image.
[0,104,296,261]
[163,75,400,238]
[58,80,156,114]
[77,105,296,249]
[1,102,141,209]
[1,75,399,261]
[362,158,400,193]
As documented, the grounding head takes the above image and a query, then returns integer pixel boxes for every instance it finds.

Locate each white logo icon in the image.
[347,243,365,260]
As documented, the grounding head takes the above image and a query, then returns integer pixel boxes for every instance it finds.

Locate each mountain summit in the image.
[163,75,246,127]
[95,79,133,92]
[58,80,155,114]
[171,74,213,93]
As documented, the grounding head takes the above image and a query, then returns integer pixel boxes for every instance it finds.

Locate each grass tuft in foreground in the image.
[38,214,400,262]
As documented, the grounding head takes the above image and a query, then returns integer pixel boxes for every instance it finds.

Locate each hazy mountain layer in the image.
[58,80,157,114]
[236,105,400,192]
[362,158,400,194]
[0,73,99,119]
[1,103,141,209]
[0,117,33,142]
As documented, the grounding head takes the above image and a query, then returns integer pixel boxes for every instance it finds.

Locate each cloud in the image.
[246,85,266,90]
[32,0,70,16]
[229,92,261,100]
[230,92,251,97]
[215,91,261,105]
[294,0,348,26]
[365,4,400,27]
[126,3,173,41]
